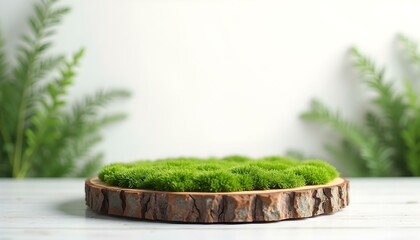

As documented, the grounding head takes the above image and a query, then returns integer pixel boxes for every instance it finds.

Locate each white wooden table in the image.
[1,178,419,240]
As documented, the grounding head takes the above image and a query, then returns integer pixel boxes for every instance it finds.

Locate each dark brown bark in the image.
[85,177,349,223]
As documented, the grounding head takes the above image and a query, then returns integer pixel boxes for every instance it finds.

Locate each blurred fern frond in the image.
[296,34,420,177]
[302,99,393,176]
[401,80,420,176]
[0,0,130,178]
[398,33,420,66]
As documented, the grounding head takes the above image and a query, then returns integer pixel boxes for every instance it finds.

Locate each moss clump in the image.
[98,156,339,192]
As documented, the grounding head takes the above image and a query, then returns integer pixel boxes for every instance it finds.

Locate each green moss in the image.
[98,156,339,192]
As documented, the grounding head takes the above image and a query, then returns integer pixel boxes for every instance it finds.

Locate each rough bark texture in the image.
[85,177,349,223]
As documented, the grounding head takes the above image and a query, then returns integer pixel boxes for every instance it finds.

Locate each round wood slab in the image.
[85,177,349,223]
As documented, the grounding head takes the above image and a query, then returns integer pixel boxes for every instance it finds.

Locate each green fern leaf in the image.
[0,0,130,178]
[9,0,72,178]
[398,33,420,66]
[21,49,83,177]
[401,80,420,175]
[351,47,408,175]
[0,30,7,82]
[302,99,393,176]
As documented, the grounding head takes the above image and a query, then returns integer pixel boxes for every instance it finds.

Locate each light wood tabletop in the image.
[1,178,419,240]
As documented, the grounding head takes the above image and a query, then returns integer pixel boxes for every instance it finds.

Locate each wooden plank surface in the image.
[1,178,420,239]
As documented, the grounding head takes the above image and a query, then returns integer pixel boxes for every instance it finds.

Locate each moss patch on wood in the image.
[98,156,339,192]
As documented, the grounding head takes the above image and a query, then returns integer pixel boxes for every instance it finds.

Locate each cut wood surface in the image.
[85,177,349,223]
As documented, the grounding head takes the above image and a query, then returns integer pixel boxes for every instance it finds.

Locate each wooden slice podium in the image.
[85,177,349,223]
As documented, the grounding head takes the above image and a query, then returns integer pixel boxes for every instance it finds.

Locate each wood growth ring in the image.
[85,177,349,223]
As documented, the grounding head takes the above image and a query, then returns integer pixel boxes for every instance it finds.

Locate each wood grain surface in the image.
[4,178,420,239]
[85,177,349,223]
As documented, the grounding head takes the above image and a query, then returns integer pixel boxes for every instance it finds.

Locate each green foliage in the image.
[98,156,339,192]
[0,0,130,178]
[298,33,420,177]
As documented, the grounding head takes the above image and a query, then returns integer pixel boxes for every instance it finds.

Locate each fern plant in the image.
[0,0,130,178]
[298,34,420,177]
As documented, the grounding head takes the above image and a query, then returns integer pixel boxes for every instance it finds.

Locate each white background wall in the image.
[1,0,420,166]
